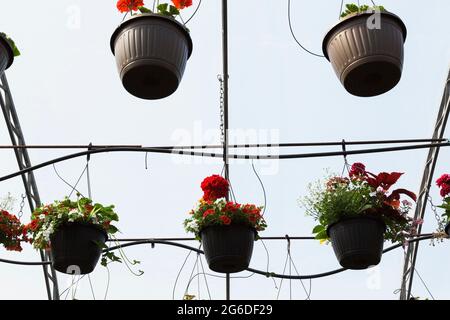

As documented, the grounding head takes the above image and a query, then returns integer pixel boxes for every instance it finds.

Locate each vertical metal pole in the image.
[399,69,450,300]
[222,0,231,301]
[0,74,60,300]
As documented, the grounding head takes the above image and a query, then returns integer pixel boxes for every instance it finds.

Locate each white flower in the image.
[69,208,78,215]
[376,186,385,194]
[186,220,198,231]
[369,191,377,197]
[39,214,46,220]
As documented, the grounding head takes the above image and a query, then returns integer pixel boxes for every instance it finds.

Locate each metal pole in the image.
[399,69,450,300]
[222,0,231,301]
[0,74,60,300]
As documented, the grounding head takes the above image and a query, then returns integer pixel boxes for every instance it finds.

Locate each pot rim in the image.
[110,13,193,58]
[55,221,108,241]
[326,215,387,237]
[0,36,14,70]
[322,11,407,61]
[199,224,257,238]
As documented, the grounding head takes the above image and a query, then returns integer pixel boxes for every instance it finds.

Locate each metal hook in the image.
[341,139,348,164]
[285,234,291,253]
[87,142,93,162]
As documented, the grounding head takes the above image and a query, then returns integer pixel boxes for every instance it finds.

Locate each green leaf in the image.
[169,5,180,15]
[314,230,328,240]
[138,6,152,13]
[157,3,168,13]
[312,225,325,234]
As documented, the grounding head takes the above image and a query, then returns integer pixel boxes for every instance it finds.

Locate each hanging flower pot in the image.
[25,197,121,275]
[201,225,256,273]
[322,4,407,97]
[327,216,385,269]
[445,223,450,236]
[303,162,420,270]
[0,210,26,252]
[50,222,107,274]
[184,175,267,274]
[111,1,193,100]
[0,33,20,74]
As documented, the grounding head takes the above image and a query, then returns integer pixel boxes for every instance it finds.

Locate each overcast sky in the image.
[1,0,450,300]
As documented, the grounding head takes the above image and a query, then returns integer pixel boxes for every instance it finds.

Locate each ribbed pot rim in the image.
[199,224,257,239]
[52,221,108,241]
[326,215,387,237]
[110,13,193,58]
[322,11,407,61]
[0,36,14,69]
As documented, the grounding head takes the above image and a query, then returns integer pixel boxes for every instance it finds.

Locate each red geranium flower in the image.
[220,215,231,225]
[172,0,193,9]
[349,162,367,178]
[201,175,229,201]
[117,0,145,13]
[437,174,450,197]
[203,209,215,218]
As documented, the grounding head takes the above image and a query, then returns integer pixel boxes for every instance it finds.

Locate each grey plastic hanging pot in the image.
[110,13,193,100]
[322,11,407,97]
[0,36,13,75]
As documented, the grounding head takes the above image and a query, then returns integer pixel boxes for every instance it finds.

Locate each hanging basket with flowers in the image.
[0,32,20,74]
[111,0,193,100]
[0,210,26,252]
[435,174,450,236]
[24,197,120,275]
[322,3,407,97]
[184,175,267,273]
[302,163,420,270]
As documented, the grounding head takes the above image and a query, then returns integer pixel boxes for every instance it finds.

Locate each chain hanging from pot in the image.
[217,75,225,146]
[427,193,445,233]
[17,193,26,221]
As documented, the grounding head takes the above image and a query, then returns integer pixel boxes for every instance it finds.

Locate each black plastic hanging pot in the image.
[327,216,386,270]
[0,36,13,75]
[445,222,450,236]
[50,222,107,275]
[110,13,193,100]
[200,225,256,273]
[322,11,407,97]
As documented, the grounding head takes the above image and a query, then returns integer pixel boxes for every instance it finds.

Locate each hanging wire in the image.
[185,0,202,25]
[87,274,96,300]
[104,265,111,300]
[184,252,201,299]
[260,239,279,289]
[52,164,86,198]
[287,0,325,58]
[86,143,93,199]
[173,249,194,299]
[339,0,344,18]
[251,160,267,216]
[427,194,445,232]
[198,252,212,300]
[403,248,435,300]
[17,194,26,220]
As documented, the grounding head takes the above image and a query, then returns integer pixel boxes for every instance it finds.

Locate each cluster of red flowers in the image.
[116,0,145,13]
[116,0,192,13]
[201,175,229,201]
[172,0,192,9]
[0,210,26,251]
[436,174,450,197]
[348,162,417,207]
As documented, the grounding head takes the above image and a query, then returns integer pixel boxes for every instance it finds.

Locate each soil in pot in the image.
[50,222,107,275]
[110,14,193,100]
[327,216,386,270]
[323,11,407,97]
[201,225,256,273]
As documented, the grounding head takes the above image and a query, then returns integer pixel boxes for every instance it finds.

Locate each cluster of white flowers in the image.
[214,197,227,209]
[185,220,199,232]
[68,208,82,222]
[33,221,56,248]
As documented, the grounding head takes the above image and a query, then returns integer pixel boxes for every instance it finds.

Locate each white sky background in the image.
[1,0,450,300]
